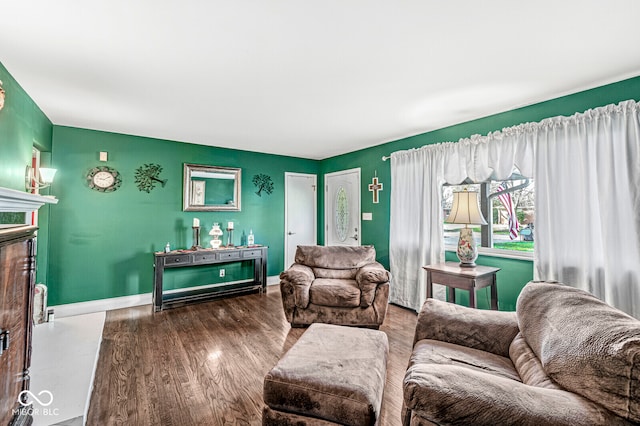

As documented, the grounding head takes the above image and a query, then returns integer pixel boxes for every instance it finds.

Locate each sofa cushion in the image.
[403,363,635,426]
[517,281,640,422]
[295,245,377,269]
[410,339,521,382]
[509,333,561,390]
[313,267,358,279]
[310,279,361,307]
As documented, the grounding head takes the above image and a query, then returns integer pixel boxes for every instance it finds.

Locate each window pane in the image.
[491,179,534,253]
[442,178,534,253]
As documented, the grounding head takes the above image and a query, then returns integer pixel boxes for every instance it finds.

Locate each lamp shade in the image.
[445,190,488,225]
[39,168,57,184]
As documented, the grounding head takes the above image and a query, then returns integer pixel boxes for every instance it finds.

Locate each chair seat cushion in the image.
[264,323,389,425]
[310,278,361,307]
[410,339,521,382]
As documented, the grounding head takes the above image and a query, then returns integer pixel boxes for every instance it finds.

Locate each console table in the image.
[423,262,500,310]
[153,246,268,312]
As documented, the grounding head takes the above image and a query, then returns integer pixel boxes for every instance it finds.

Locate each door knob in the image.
[288,232,296,235]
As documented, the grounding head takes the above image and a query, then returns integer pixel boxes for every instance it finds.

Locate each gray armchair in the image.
[279,245,390,328]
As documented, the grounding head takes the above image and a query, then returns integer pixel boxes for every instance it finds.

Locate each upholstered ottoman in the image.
[263,323,389,425]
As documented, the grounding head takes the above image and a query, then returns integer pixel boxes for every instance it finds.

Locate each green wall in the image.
[320,75,640,311]
[4,56,640,311]
[0,62,52,189]
[0,62,54,284]
[48,127,318,305]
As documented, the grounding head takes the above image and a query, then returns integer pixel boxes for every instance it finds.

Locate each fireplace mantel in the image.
[0,187,58,212]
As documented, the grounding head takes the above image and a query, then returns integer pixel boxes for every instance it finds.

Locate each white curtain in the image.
[389,100,640,317]
[389,145,447,311]
[534,101,640,318]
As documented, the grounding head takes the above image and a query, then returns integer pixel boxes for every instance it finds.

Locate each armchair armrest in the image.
[279,264,315,308]
[404,365,628,426]
[414,298,518,357]
[356,262,390,307]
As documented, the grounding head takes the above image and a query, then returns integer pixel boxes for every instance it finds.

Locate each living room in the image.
[1,2,640,425]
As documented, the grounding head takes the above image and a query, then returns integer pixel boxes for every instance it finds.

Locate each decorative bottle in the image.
[247,229,255,246]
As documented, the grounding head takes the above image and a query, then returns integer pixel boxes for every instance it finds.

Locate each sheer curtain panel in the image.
[389,100,640,317]
[534,101,640,318]
[389,146,447,311]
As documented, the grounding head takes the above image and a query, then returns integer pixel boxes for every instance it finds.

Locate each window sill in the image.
[445,247,533,262]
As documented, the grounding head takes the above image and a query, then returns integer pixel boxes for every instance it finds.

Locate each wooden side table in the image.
[423,262,500,310]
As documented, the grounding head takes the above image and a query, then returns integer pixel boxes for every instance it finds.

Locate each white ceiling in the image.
[1,1,639,160]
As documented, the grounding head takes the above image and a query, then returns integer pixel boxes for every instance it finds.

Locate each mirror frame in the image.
[183,164,242,211]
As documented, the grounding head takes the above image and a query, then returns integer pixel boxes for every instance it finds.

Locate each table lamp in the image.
[445,188,487,267]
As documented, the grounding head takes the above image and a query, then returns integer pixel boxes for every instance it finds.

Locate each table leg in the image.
[469,280,476,308]
[448,287,456,304]
[426,271,433,299]
[491,276,498,310]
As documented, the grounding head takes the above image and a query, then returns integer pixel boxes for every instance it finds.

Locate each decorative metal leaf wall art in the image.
[252,173,274,196]
[135,163,167,193]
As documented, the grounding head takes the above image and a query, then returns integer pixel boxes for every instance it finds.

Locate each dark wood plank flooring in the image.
[86,287,417,425]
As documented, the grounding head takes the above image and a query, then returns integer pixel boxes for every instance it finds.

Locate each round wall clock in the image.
[87,166,122,192]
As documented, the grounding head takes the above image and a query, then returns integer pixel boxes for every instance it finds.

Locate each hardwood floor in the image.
[86,287,418,425]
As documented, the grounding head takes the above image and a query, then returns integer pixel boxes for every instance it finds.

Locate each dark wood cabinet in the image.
[153,246,268,312]
[0,225,37,426]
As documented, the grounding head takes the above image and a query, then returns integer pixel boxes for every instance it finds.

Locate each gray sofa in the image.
[279,245,390,328]
[403,281,640,425]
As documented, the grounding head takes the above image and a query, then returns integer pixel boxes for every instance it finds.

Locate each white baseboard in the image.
[51,275,281,318]
[51,293,152,318]
[267,275,280,286]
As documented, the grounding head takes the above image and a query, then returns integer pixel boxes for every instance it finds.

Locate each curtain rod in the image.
[382,156,390,161]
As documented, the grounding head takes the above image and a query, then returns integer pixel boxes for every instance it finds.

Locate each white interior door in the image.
[285,173,317,268]
[325,168,361,246]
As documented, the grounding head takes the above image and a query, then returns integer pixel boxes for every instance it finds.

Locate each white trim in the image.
[267,275,280,285]
[51,293,152,318]
[0,186,58,213]
[51,275,283,317]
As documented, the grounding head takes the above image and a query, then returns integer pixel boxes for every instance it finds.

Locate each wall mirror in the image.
[183,164,241,211]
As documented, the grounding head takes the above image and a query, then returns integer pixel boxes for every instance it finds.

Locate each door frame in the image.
[284,172,318,269]
[324,168,361,246]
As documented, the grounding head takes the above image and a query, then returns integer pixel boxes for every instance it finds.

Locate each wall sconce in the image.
[26,165,57,191]
[0,80,5,111]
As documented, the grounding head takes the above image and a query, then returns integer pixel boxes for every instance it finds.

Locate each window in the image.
[443,173,534,256]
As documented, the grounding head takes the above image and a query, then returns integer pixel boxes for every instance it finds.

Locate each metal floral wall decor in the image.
[252,173,274,197]
[134,163,167,193]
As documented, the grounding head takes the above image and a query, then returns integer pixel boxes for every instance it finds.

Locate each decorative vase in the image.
[457,227,478,267]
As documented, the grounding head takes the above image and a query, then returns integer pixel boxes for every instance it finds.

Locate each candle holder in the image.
[191,226,202,250]
[226,227,234,247]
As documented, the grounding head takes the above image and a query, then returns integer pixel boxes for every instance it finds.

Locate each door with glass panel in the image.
[324,168,361,246]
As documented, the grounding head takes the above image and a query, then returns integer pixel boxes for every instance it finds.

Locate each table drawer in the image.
[242,249,263,259]
[218,250,241,260]
[163,254,192,266]
[193,252,218,264]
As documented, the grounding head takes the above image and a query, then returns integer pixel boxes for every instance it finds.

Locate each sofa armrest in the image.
[404,365,631,426]
[279,264,315,308]
[356,262,390,307]
[414,298,518,357]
